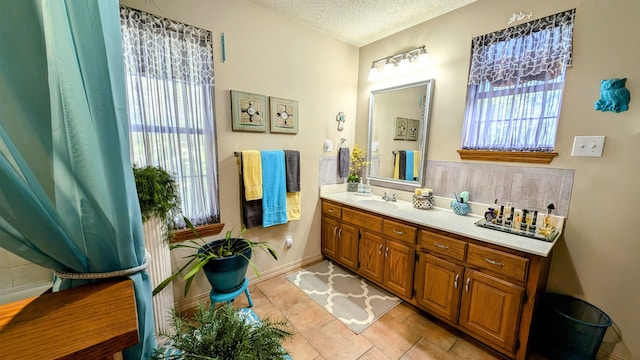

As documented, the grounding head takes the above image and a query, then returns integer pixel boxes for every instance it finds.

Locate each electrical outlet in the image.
[571,136,605,157]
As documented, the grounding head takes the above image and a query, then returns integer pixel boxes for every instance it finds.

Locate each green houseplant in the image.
[153,303,292,359]
[133,165,181,241]
[153,218,279,297]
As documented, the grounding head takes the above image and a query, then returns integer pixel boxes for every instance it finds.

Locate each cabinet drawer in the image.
[342,208,382,232]
[466,244,529,282]
[419,230,466,262]
[383,219,416,245]
[322,202,342,219]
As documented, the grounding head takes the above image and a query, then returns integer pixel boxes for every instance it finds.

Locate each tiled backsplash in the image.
[318,156,573,217]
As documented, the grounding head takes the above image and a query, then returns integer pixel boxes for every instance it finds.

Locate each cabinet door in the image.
[459,269,524,352]
[383,239,415,298]
[358,231,384,283]
[415,253,464,323]
[338,222,359,271]
[321,217,339,261]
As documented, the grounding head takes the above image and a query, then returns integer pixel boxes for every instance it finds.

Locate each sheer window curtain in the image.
[0,1,154,358]
[120,6,219,227]
[462,9,575,151]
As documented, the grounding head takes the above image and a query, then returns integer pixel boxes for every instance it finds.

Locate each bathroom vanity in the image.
[320,191,559,360]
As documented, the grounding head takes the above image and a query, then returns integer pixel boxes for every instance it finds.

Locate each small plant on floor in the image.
[153,303,293,359]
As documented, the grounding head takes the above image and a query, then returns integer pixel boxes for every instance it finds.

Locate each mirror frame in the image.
[366,79,435,192]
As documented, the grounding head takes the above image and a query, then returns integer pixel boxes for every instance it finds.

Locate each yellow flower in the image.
[349,144,370,181]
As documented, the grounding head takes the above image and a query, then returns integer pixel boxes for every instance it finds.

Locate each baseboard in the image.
[175,253,324,312]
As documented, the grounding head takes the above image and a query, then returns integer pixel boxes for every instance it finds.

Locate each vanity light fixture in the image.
[367,45,428,81]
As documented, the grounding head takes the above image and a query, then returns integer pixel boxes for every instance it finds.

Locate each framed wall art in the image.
[231,90,268,132]
[406,119,420,141]
[269,96,299,134]
[393,117,408,140]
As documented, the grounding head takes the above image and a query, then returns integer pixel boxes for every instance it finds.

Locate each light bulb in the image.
[367,64,379,81]
[417,49,429,65]
[383,59,395,74]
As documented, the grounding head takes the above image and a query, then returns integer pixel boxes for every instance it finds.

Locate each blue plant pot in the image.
[200,239,252,293]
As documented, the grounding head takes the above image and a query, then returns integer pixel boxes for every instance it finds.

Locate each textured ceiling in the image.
[245,0,477,47]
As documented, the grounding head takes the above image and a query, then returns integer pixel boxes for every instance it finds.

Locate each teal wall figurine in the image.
[594,78,630,113]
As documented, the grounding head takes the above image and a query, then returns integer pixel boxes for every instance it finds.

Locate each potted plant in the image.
[133,165,181,241]
[347,144,369,192]
[153,303,292,359]
[153,218,278,296]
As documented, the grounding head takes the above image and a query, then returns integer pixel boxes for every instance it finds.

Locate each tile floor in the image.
[210,266,547,360]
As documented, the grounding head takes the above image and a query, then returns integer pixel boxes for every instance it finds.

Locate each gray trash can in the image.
[533,293,612,360]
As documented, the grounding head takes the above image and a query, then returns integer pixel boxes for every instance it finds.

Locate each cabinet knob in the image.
[338,228,342,238]
[385,246,389,258]
[378,244,383,255]
[465,278,471,292]
[454,274,459,288]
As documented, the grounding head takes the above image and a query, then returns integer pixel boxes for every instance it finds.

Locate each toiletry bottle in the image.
[504,206,514,227]
[357,178,364,193]
[520,209,529,231]
[529,210,538,233]
[513,210,521,229]
[365,179,371,194]
[497,205,505,225]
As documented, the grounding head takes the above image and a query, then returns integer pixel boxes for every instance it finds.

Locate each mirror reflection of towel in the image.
[399,151,406,180]
[405,150,414,181]
[338,147,350,178]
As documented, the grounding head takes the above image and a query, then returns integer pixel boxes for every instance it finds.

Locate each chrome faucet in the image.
[382,192,397,202]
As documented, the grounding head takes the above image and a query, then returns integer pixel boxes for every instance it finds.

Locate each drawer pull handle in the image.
[378,244,383,255]
[338,228,342,238]
[454,274,459,288]
[385,246,389,258]
[333,227,337,236]
[465,278,470,292]
[328,209,335,213]
[484,258,505,267]
[392,229,405,235]
[434,242,449,250]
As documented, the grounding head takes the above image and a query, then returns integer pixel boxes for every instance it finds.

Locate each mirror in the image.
[367,79,435,191]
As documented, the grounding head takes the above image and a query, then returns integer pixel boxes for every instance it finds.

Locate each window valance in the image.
[468,9,575,86]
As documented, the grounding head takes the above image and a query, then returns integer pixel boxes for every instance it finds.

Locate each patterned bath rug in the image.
[286,260,401,334]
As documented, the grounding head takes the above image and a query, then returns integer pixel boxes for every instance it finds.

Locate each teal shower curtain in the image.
[0,1,154,358]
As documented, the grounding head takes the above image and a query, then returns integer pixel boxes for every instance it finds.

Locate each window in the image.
[120,6,220,229]
[460,9,575,161]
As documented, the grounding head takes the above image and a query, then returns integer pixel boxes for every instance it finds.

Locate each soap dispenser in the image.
[357,178,364,193]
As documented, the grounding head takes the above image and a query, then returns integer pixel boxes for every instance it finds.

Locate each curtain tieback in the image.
[54,250,152,280]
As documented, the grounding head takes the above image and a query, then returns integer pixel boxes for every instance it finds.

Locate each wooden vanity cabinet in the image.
[320,199,551,360]
[321,202,359,271]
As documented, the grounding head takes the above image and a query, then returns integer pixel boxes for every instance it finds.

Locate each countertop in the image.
[320,191,560,257]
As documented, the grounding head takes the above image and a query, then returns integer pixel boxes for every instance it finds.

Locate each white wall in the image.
[119,0,360,306]
[356,0,639,358]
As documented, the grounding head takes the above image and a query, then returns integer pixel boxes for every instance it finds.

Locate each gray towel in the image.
[399,150,406,180]
[284,150,300,192]
[338,147,350,178]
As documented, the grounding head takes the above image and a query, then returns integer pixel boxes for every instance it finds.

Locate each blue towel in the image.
[405,150,414,181]
[261,150,288,228]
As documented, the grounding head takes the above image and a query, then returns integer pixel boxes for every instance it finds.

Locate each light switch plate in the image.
[571,136,605,157]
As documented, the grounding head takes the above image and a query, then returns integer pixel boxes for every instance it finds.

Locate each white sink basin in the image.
[355,198,399,209]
